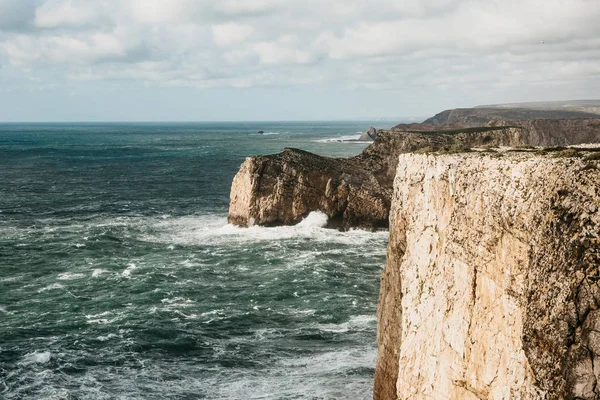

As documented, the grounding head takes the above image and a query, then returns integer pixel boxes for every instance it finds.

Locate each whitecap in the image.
[276,347,376,375]
[19,351,52,365]
[317,315,376,333]
[122,263,138,277]
[38,283,64,292]
[200,309,224,317]
[57,272,85,281]
[313,134,363,143]
[85,311,116,324]
[87,318,116,324]
[86,311,112,319]
[134,212,388,250]
[96,333,118,342]
[174,310,198,319]
[92,268,108,277]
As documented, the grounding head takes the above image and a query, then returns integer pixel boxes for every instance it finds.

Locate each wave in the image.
[140,211,388,247]
[313,134,363,143]
[19,351,52,366]
[317,315,377,333]
[57,272,85,281]
[121,263,138,277]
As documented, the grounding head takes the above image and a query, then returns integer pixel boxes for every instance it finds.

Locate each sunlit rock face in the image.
[375,152,600,399]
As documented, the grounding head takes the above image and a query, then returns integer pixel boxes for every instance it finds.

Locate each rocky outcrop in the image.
[228,120,600,230]
[375,152,600,399]
[228,148,391,230]
[359,127,379,141]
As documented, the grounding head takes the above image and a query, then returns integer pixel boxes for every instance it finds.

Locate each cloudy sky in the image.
[0,0,599,121]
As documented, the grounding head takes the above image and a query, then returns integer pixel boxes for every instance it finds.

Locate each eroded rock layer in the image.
[375,152,600,399]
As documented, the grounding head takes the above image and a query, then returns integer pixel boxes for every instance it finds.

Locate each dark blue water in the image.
[0,122,388,399]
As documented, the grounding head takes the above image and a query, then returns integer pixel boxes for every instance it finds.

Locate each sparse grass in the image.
[413,146,436,154]
[405,126,518,136]
[535,146,567,155]
[551,149,582,158]
[412,144,473,155]
[584,152,600,161]
[437,144,473,154]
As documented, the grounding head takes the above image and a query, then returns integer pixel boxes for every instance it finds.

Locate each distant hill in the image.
[392,100,600,131]
[477,100,600,115]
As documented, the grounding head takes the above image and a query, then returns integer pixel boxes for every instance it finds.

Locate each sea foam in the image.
[19,351,52,365]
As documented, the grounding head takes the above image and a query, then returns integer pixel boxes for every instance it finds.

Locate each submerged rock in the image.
[375,152,600,399]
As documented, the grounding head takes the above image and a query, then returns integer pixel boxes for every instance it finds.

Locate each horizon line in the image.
[0,118,422,124]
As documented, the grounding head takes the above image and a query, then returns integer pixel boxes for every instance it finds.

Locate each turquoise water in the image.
[0,122,389,399]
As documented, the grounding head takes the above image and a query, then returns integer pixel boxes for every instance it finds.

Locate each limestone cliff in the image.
[375,152,600,399]
[228,120,600,230]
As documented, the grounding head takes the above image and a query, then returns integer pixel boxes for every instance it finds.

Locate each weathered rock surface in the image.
[228,148,391,230]
[359,127,379,141]
[228,120,600,230]
[375,152,600,399]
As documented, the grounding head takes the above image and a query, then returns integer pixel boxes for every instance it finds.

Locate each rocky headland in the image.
[227,103,600,398]
[228,118,600,230]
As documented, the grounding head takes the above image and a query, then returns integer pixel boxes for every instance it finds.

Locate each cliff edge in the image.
[375,152,600,399]
[228,119,600,230]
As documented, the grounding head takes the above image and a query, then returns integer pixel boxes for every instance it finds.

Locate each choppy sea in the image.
[0,122,389,399]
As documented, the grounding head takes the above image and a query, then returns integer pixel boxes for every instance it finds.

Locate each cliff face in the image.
[228,120,600,230]
[375,153,600,399]
[490,118,600,146]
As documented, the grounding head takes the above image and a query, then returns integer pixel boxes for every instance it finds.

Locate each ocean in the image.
[0,122,389,399]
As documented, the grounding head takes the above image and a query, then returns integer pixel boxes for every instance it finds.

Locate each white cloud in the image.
[0,0,599,103]
[211,22,254,46]
[34,0,100,28]
[253,35,316,65]
[214,0,279,15]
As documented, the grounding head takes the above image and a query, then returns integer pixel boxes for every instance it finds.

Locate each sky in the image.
[0,0,599,122]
